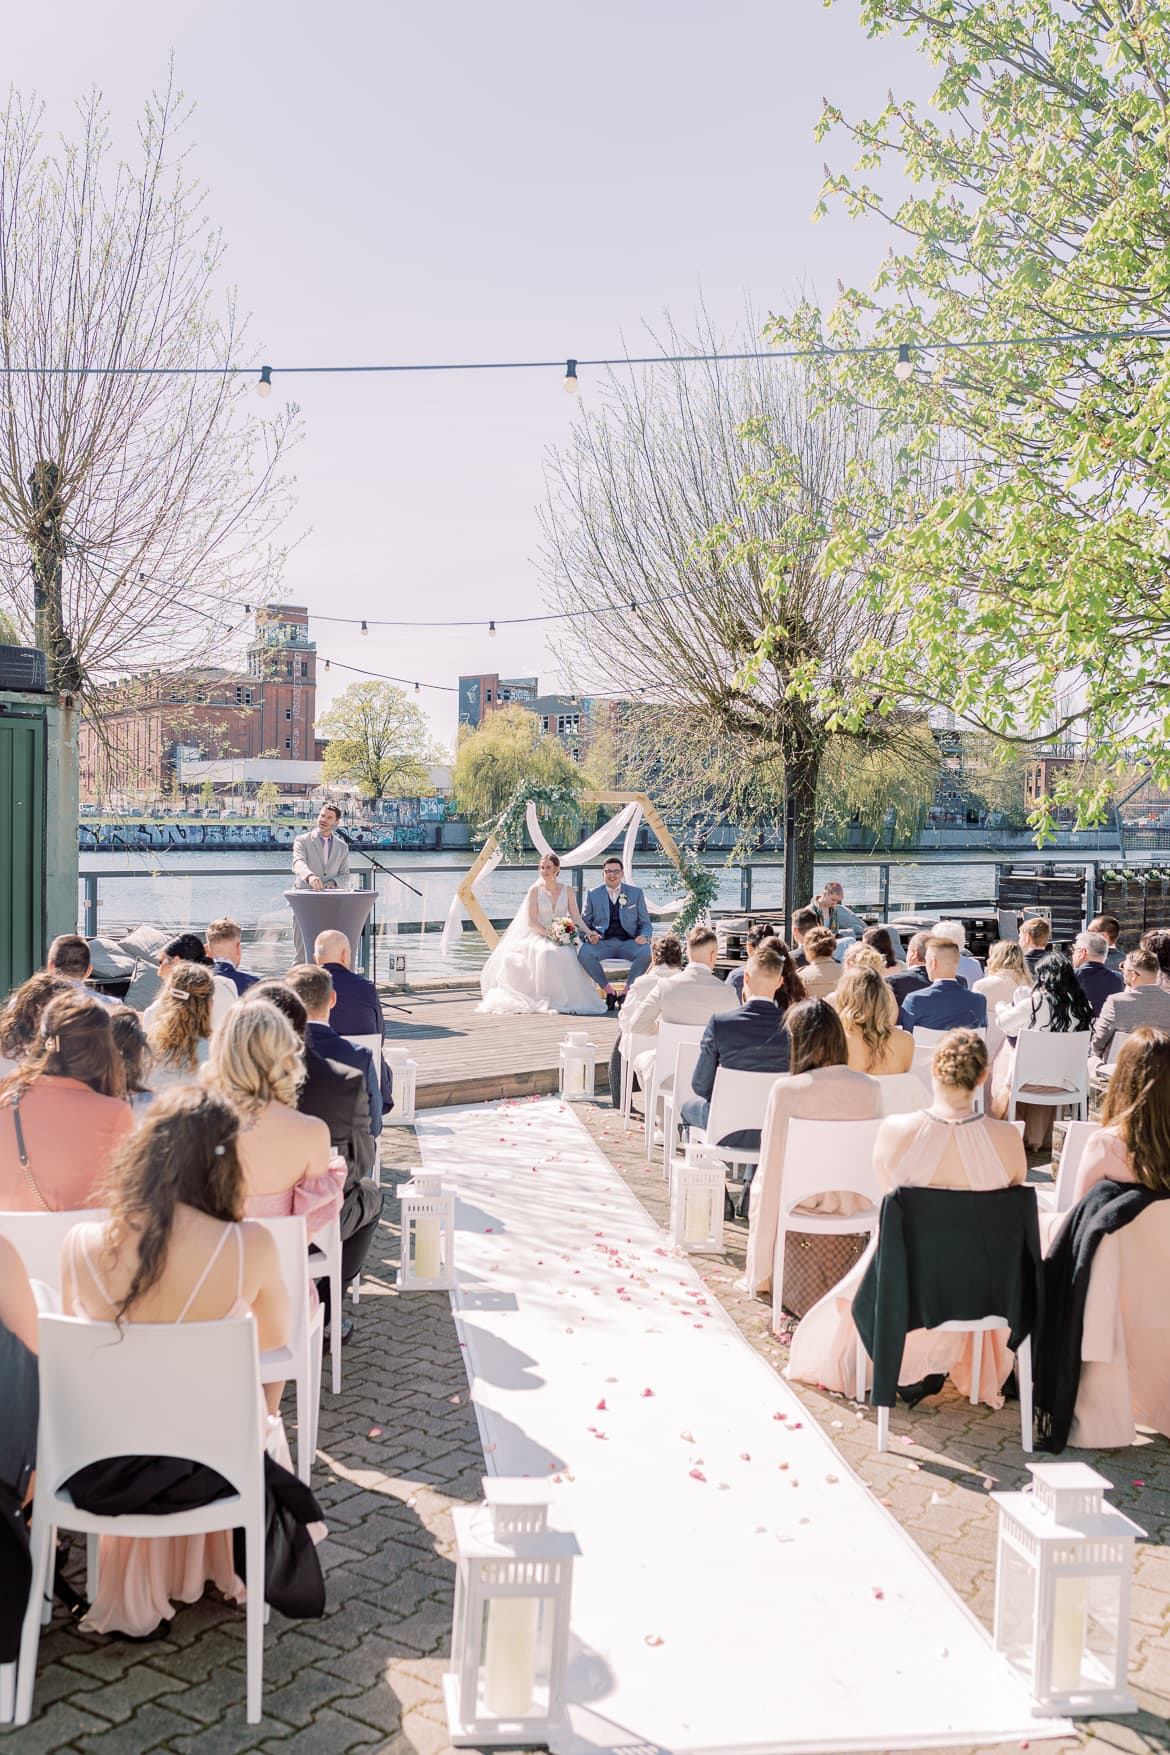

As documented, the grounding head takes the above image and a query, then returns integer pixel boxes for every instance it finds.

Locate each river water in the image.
[80,849,1021,983]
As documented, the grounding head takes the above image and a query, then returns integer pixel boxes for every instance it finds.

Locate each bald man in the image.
[314,929,393,1111]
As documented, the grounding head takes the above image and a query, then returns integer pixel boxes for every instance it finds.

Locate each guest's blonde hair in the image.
[204,1001,304,1118]
[842,943,886,975]
[833,967,897,1064]
[148,963,214,1072]
[986,940,1027,982]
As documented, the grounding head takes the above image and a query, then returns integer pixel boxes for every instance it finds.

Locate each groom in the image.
[578,856,653,1010]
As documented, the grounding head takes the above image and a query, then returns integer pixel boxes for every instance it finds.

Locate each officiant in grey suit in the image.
[578,855,653,1010]
[291,803,352,959]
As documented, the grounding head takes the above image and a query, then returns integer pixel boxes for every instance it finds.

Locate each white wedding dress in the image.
[477,881,607,1016]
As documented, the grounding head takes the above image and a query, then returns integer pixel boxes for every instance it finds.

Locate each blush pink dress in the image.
[243,1161,344,1308]
[787,1111,1021,1408]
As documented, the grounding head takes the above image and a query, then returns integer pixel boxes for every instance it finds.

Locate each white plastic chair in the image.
[15,1314,267,1725]
[1035,1118,1101,1215]
[253,1215,323,1484]
[643,1021,704,1160]
[621,1030,655,1121]
[688,1066,785,1182]
[344,1033,382,1060]
[0,1209,108,1301]
[306,1214,343,1393]
[343,1034,384,1187]
[868,1327,1033,1455]
[911,1025,988,1112]
[1008,1031,1091,1125]
[772,1118,884,1333]
[662,1040,704,1177]
[873,1072,929,1116]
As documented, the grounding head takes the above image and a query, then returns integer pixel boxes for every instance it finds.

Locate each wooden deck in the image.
[381,992,621,1108]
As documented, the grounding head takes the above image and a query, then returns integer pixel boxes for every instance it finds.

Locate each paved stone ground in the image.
[9,1103,1170,1755]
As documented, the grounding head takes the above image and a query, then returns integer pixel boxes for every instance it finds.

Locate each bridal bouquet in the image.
[547,916,577,945]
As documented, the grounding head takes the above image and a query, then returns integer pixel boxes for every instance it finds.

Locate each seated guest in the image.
[1140,927,1170,993]
[146,933,236,1032]
[680,943,791,1151]
[0,992,132,1210]
[108,1005,155,1117]
[974,939,1029,1063]
[285,964,383,1138]
[626,924,743,1097]
[1089,913,1125,973]
[147,962,216,1094]
[788,1030,1027,1407]
[1090,946,1170,1071]
[1019,915,1052,978]
[313,928,382,1036]
[888,932,934,1009]
[806,881,867,939]
[59,1088,301,1637]
[205,916,259,995]
[862,925,905,977]
[1071,930,1124,1018]
[991,952,1093,1148]
[46,932,118,1009]
[0,970,70,1076]
[728,922,777,1001]
[834,967,914,1077]
[798,927,840,999]
[789,907,820,969]
[609,934,683,1107]
[898,937,987,1032]
[0,1235,38,1659]
[840,942,887,976]
[745,997,881,1289]
[932,920,983,989]
[1034,1028,1170,1450]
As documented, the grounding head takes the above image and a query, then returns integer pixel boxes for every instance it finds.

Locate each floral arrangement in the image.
[548,916,577,946]
[672,844,719,936]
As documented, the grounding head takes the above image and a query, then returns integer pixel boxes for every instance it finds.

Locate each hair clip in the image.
[172,987,190,1000]
[43,1034,60,1053]
[213,1143,226,1157]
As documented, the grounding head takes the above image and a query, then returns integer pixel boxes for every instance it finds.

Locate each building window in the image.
[485,689,493,703]
[300,661,308,677]
[235,686,242,703]
[285,706,292,721]
[286,661,293,678]
[285,738,291,750]
[245,689,252,705]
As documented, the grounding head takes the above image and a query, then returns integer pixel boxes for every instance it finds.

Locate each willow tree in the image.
[0,79,297,700]
[541,324,940,905]
[772,0,1170,834]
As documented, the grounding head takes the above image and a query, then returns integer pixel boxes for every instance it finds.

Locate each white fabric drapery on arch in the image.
[439,801,643,958]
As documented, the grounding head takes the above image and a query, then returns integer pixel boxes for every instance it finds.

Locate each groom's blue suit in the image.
[577,881,653,990]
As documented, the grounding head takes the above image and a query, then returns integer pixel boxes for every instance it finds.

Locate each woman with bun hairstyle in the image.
[147,962,216,1094]
[798,927,840,999]
[788,1028,1027,1406]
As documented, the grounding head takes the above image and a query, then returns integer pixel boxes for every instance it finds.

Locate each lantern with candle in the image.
[558,1033,596,1102]
[991,1461,1143,1714]
[444,1478,580,1747]
[384,1046,418,1125]
[396,1171,455,1290]
[669,1153,725,1253]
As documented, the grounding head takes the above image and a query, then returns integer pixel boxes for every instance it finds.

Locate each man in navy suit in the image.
[286,964,384,1140]
[1072,930,1125,1018]
[205,917,259,995]
[578,856,653,1009]
[898,938,987,1032]
[314,928,394,1112]
[680,944,790,1146]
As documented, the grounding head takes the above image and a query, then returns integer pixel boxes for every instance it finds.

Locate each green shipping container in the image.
[0,692,79,996]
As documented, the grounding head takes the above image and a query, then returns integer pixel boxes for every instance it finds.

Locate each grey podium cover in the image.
[284,888,376,962]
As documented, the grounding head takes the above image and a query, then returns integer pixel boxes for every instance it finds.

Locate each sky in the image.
[5,0,934,748]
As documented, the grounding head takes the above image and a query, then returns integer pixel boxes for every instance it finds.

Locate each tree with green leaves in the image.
[770,0,1170,834]
[256,780,280,815]
[318,681,442,803]
[453,705,583,843]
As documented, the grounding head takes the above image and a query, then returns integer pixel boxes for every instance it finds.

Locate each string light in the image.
[360,619,368,636]
[256,366,273,399]
[894,344,913,382]
[488,619,497,637]
[563,358,579,394]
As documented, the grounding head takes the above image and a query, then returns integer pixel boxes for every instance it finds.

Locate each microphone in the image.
[334,827,353,844]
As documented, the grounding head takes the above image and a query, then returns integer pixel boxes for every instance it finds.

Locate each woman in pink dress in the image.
[60,1088,292,1638]
[1050,1027,1170,1447]
[831,967,914,1077]
[788,1030,1027,1406]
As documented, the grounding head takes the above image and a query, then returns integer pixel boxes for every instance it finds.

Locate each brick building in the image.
[457,672,597,762]
[79,605,321,805]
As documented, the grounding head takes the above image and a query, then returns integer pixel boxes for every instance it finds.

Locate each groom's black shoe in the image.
[605,990,617,1013]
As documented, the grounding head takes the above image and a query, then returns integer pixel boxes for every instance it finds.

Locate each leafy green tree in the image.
[453,705,582,841]
[199,778,215,813]
[318,681,442,802]
[770,0,1170,834]
[256,779,280,815]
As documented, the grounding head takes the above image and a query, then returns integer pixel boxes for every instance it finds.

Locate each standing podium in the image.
[284,888,376,967]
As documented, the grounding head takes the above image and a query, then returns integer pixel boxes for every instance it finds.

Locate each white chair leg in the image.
[244,1524,265,1724]
[969,1329,984,1406]
[771,1226,788,1336]
[876,1405,889,1452]
[309,1324,323,1467]
[621,1051,633,1121]
[372,1139,381,1191]
[1017,1334,1034,1453]
[86,1532,99,1602]
[854,1334,867,1405]
[645,1080,659,1160]
[293,1367,312,1485]
[0,1661,14,1724]
[329,1260,342,1395]
[15,1514,55,1724]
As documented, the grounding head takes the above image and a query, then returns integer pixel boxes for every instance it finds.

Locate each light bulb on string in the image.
[893,344,914,382]
[563,359,579,394]
[414,681,420,693]
[256,366,274,399]
[324,659,330,671]
[488,619,497,637]
[360,620,368,636]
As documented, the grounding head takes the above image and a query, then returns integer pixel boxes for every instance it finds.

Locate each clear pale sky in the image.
[6,1,931,747]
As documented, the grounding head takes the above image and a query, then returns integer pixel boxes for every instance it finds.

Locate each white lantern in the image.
[396,1172,455,1290]
[669,1154,725,1253]
[444,1479,580,1747]
[558,1033,596,1102]
[992,1462,1144,1715]
[384,1047,418,1125]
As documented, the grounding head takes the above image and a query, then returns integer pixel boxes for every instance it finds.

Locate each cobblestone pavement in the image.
[8,1104,1170,1755]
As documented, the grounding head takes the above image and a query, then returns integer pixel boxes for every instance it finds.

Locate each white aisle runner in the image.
[417,1098,1066,1755]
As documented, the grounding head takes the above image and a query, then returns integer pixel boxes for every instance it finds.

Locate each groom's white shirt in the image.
[624,960,739,1037]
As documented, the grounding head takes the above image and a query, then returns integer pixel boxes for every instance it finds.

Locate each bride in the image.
[478,852,606,1016]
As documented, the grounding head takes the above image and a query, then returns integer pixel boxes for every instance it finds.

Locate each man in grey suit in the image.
[577,856,653,1009]
[291,803,352,959]
[1089,945,1170,1070]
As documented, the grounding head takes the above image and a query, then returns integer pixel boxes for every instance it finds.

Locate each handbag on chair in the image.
[780,1233,868,1321]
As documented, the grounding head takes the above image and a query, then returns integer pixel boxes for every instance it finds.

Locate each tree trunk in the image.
[781,723,824,934]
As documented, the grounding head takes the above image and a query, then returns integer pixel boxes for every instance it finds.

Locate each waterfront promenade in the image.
[14,1007,1170,1754]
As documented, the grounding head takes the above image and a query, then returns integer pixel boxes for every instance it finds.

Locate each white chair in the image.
[621,1030,655,1122]
[1036,1118,1101,1215]
[643,1021,704,1161]
[911,1025,988,1112]
[0,1209,109,1302]
[662,1040,704,1177]
[15,1314,267,1725]
[1007,1031,1091,1125]
[343,1034,385,1186]
[307,1214,343,1394]
[253,1215,323,1484]
[688,1066,786,1183]
[869,1327,1033,1455]
[873,1072,929,1116]
[772,1118,884,1333]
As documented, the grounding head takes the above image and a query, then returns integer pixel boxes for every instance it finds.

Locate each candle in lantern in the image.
[484,1596,539,1718]
[1050,1576,1087,1693]
[684,1184,710,1244]
[414,1215,442,1281]
[563,1054,586,1096]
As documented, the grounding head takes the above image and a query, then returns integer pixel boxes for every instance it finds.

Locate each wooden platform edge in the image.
[417,1061,613,1111]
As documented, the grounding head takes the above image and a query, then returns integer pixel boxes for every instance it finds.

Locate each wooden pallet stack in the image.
[997,871,1086,949]
[1099,870,1170,948]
